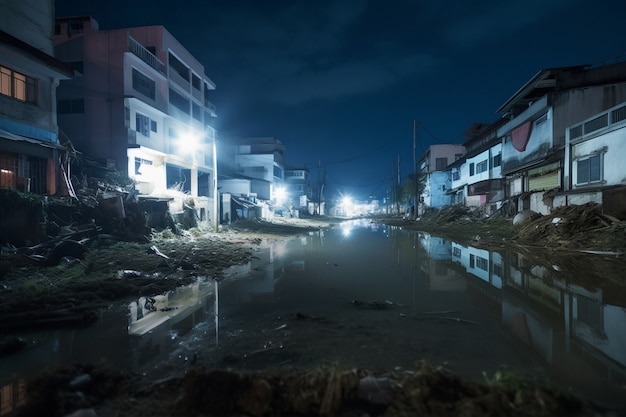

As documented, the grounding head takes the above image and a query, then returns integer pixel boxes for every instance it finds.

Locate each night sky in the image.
[54,0,626,201]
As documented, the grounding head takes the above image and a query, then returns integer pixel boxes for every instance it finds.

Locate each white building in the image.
[54,16,218,206]
[417,144,465,213]
[557,101,626,218]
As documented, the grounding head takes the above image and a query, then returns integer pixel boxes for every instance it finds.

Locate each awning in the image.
[0,128,65,150]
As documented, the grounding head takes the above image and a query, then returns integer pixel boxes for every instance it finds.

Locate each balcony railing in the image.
[127,35,165,74]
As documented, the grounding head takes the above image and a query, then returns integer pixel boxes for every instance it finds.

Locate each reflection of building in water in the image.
[225,244,285,304]
[127,278,215,369]
[448,238,626,402]
[418,233,465,291]
[0,378,26,416]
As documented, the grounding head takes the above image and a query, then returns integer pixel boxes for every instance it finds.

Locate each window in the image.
[192,74,201,91]
[134,157,153,175]
[435,157,448,170]
[576,154,602,185]
[493,262,502,277]
[0,65,38,104]
[192,102,202,121]
[535,113,548,126]
[169,88,189,114]
[58,98,84,114]
[150,120,157,133]
[469,162,475,176]
[492,153,501,167]
[135,113,151,137]
[168,52,189,82]
[476,159,488,174]
[476,256,488,271]
[132,68,155,100]
[452,247,461,257]
[67,61,84,74]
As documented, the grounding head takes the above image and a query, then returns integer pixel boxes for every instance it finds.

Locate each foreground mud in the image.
[21,362,610,417]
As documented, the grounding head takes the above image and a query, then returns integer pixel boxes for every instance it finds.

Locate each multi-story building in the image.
[284,166,311,213]
[53,16,218,209]
[221,137,285,201]
[0,0,73,195]
[417,144,465,213]
[448,120,506,214]
[496,62,626,215]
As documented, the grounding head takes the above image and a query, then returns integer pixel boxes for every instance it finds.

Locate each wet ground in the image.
[2,217,625,416]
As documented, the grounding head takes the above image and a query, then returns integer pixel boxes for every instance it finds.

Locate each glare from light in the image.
[341,222,353,237]
[180,130,204,153]
[274,186,287,205]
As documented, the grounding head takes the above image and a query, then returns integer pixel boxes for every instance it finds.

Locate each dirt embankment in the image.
[376,203,626,255]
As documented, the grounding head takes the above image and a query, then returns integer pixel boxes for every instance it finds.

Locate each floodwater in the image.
[1,218,626,414]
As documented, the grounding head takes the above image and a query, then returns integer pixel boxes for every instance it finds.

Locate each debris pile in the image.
[514,202,626,252]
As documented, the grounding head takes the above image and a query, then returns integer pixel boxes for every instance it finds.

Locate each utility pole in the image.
[413,120,418,220]
[397,153,401,215]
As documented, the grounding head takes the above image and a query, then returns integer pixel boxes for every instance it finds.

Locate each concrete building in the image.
[284,167,311,214]
[497,62,626,215]
[449,120,506,214]
[417,144,465,213]
[53,16,218,209]
[219,137,286,218]
[559,100,626,218]
[0,0,73,195]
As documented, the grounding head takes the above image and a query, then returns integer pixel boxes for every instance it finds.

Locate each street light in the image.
[180,128,218,232]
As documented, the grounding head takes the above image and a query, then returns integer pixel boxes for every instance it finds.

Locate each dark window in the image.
[576,154,601,185]
[150,120,157,133]
[135,112,150,136]
[67,61,84,74]
[469,162,475,176]
[168,53,189,82]
[169,88,189,114]
[493,153,501,167]
[476,160,488,174]
[69,19,84,35]
[58,98,84,113]
[192,74,201,90]
[132,68,155,100]
[476,256,488,271]
[435,157,448,170]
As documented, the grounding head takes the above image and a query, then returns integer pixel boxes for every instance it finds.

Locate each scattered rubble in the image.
[514,202,626,253]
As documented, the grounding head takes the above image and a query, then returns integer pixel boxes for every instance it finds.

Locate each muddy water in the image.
[1,218,626,412]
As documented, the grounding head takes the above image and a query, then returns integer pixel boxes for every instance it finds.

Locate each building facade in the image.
[497,62,626,215]
[54,16,218,205]
[0,0,73,195]
[417,144,465,213]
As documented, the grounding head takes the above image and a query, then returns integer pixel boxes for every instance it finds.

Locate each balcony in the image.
[127,35,165,74]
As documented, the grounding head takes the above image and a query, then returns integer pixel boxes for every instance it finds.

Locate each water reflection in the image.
[417,231,626,407]
[1,219,625,414]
